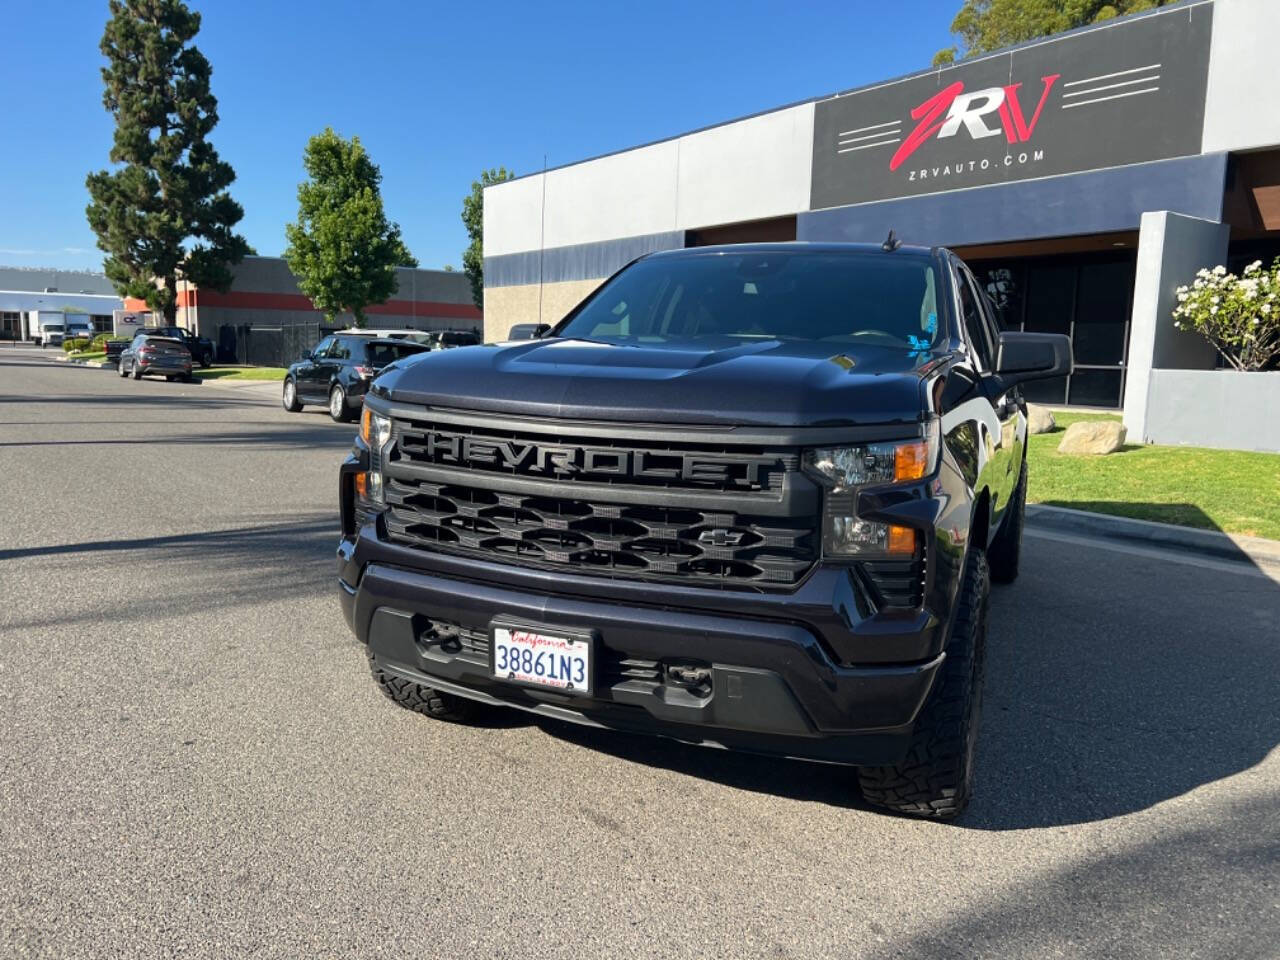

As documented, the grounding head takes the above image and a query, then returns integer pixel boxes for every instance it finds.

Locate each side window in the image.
[313,336,334,359]
[329,338,350,361]
[956,266,994,370]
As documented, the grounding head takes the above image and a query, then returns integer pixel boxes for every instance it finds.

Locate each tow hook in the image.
[418,618,462,654]
[665,662,712,696]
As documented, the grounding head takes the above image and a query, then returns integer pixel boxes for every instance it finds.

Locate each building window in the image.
[1,312,18,337]
[91,314,112,333]
[969,252,1135,409]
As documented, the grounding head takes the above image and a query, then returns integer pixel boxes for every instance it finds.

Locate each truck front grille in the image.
[384,478,813,585]
[380,413,818,589]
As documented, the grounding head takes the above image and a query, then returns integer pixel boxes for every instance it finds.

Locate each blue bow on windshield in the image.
[907,334,931,358]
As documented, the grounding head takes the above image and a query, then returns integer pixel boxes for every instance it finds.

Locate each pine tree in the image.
[86,0,249,323]
[283,128,417,327]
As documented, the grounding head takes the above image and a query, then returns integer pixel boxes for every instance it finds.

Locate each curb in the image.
[1027,504,1280,569]
[55,356,113,369]
[194,378,284,403]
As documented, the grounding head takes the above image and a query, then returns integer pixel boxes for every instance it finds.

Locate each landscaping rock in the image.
[1058,420,1127,455]
[1026,405,1056,435]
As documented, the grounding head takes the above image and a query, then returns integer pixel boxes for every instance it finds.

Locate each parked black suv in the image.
[284,335,430,421]
[337,243,1071,818]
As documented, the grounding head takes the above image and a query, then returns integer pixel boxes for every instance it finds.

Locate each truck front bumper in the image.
[338,541,959,766]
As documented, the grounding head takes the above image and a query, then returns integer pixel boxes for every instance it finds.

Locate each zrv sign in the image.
[810,5,1213,209]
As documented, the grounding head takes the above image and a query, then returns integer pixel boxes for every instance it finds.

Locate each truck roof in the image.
[643,241,940,260]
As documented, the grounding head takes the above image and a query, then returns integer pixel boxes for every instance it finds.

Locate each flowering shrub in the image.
[1172,260,1280,371]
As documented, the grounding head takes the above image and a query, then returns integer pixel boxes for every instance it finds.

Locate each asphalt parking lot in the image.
[2,348,1277,959]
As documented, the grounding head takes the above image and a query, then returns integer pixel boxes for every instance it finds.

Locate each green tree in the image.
[461,167,515,310]
[934,0,1168,63]
[85,0,249,323]
[283,128,417,327]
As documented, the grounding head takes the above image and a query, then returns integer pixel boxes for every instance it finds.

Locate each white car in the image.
[337,328,434,346]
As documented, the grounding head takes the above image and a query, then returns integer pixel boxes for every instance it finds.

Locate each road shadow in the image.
[865,790,1280,958]
[3,393,269,410]
[3,516,340,632]
[501,503,1279,829]
[0,424,354,449]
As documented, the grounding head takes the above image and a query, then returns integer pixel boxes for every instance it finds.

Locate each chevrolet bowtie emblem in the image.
[698,529,745,547]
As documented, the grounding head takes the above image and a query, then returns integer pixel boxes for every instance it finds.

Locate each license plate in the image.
[491,623,592,695]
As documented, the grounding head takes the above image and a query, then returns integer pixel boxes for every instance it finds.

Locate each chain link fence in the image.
[216,322,338,367]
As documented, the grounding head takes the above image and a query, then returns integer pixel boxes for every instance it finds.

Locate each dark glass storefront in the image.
[969,252,1136,408]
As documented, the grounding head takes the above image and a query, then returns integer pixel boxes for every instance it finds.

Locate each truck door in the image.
[957,263,1021,540]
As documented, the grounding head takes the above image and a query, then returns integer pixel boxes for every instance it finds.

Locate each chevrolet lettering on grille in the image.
[422,431,782,489]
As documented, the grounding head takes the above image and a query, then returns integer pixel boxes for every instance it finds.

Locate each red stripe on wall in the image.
[174,288,480,319]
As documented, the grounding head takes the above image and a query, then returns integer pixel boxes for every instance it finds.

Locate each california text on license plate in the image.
[491,625,591,695]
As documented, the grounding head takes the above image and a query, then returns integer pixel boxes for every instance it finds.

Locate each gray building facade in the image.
[482,0,1280,433]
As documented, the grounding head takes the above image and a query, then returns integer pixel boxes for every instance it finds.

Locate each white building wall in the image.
[482,174,548,258]
[1201,0,1280,154]
[542,140,681,249]
[485,103,816,257]
[674,103,814,230]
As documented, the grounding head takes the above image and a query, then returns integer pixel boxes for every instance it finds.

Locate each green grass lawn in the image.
[1026,410,1280,540]
[196,366,288,381]
[68,350,106,361]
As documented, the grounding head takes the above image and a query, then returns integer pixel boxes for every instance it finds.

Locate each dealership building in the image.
[483,0,1280,445]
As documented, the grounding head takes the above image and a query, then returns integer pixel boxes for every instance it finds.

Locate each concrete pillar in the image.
[1122,211,1229,443]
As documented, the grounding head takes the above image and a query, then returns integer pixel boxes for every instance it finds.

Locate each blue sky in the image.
[0,0,960,273]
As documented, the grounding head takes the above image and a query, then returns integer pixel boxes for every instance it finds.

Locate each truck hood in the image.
[373,337,935,427]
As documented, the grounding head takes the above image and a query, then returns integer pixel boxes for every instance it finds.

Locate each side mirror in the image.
[993,332,1073,386]
[508,323,551,341]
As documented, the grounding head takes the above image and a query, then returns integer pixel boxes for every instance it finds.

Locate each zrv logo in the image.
[811,7,1209,210]
[890,75,1059,171]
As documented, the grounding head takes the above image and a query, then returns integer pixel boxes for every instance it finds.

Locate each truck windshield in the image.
[555,252,940,350]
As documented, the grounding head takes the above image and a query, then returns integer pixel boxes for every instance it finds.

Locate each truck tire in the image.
[200,348,212,368]
[987,462,1026,584]
[857,547,989,820]
[367,652,483,722]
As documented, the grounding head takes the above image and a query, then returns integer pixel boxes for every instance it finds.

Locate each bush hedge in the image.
[63,338,92,353]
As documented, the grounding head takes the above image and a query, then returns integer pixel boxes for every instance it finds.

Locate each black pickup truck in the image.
[337,242,1071,819]
[103,338,130,365]
[138,326,216,366]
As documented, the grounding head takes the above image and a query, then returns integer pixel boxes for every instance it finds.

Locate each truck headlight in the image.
[359,407,392,504]
[803,421,938,557]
